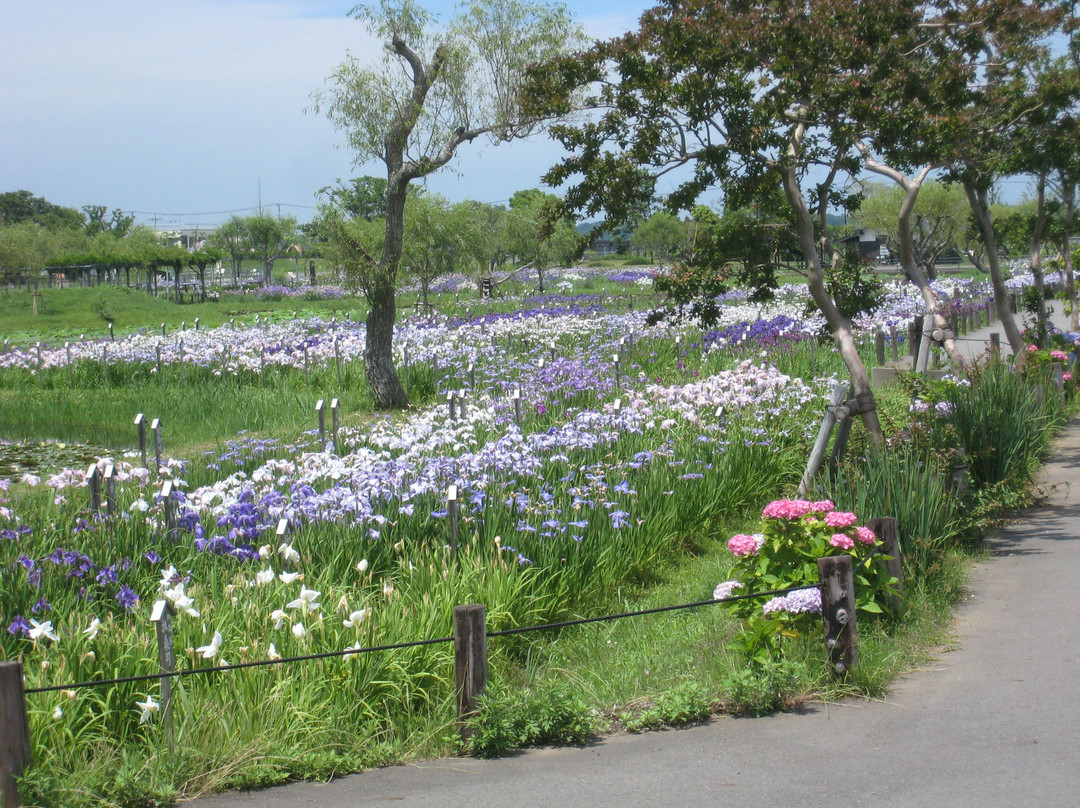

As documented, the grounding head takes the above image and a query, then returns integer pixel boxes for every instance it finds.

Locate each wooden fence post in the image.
[797,382,848,496]
[830,385,855,469]
[135,414,147,469]
[865,517,904,616]
[0,661,31,808]
[331,398,340,452]
[454,604,488,740]
[819,555,858,676]
[990,333,1001,355]
[87,463,101,512]
[161,481,175,539]
[875,331,886,365]
[915,314,934,373]
[151,419,163,472]
[103,464,116,515]
[150,600,176,755]
[447,485,459,559]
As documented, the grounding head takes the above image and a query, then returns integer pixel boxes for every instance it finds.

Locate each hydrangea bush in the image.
[715,498,897,663]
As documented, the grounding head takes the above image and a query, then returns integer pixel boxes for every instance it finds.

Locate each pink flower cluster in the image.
[1050,350,1069,361]
[727,534,763,556]
[762,498,833,520]
[824,511,858,528]
[854,525,876,545]
[830,533,855,550]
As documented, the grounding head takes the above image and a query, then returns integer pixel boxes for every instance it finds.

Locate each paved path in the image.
[950,302,1072,363]
[189,306,1080,808]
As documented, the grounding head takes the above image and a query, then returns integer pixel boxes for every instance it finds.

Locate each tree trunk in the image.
[895,176,965,368]
[365,178,409,409]
[781,165,883,448]
[1063,181,1077,331]
[964,181,1025,355]
[1030,173,1049,345]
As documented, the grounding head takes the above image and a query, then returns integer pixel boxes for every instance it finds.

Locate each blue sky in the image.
[1,0,653,230]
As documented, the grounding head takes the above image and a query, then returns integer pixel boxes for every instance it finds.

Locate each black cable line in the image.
[24,634,455,695]
[24,583,822,695]
[487,583,821,638]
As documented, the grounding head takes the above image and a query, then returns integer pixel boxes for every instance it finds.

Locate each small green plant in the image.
[723,657,807,716]
[466,684,594,759]
[620,681,713,732]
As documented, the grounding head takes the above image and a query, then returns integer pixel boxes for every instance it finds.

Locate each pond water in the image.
[0,439,109,478]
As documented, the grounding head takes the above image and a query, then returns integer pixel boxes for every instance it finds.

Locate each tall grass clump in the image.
[945,358,1058,490]
[828,446,961,578]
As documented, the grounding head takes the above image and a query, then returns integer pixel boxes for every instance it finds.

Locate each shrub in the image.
[620,681,713,732]
[714,499,897,664]
[723,657,807,716]
[466,684,594,758]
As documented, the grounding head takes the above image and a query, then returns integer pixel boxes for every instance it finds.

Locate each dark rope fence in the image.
[23,582,821,696]
[2,572,852,807]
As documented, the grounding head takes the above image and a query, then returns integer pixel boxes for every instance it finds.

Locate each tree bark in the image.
[860,153,965,368]
[964,181,1025,354]
[1030,173,1050,345]
[780,164,883,448]
[1063,181,1077,331]
[364,178,409,409]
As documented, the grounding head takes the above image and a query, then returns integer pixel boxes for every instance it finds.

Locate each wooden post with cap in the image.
[0,661,30,808]
[453,604,488,741]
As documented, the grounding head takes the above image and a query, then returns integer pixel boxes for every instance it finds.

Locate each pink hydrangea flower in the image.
[810,500,835,513]
[1050,350,1068,361]
[830,533,855,550]
[761,499,814,520]
[713,580,743,600]
[762,588,822,615]
[1027,344,1038,352]
[854,526,876,545]
[1065,372,1073,382]
[727,534,761,556]
[824,511,858,528]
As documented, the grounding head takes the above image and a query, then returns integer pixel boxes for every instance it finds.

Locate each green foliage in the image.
[945,358,1057,490]
[466,683,594,758]
[829,447,961,579]
[0,190,85,229]
[620,681,713,732]
[818,249,885,323]
[649,205,783,328]
[722,657,807,716]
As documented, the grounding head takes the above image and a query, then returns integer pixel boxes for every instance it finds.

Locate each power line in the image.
[130,203,317,218]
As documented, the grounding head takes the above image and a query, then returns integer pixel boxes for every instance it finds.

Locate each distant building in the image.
[836,228,883,262]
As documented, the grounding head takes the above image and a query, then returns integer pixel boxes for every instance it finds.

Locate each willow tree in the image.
[311,0,582,408]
